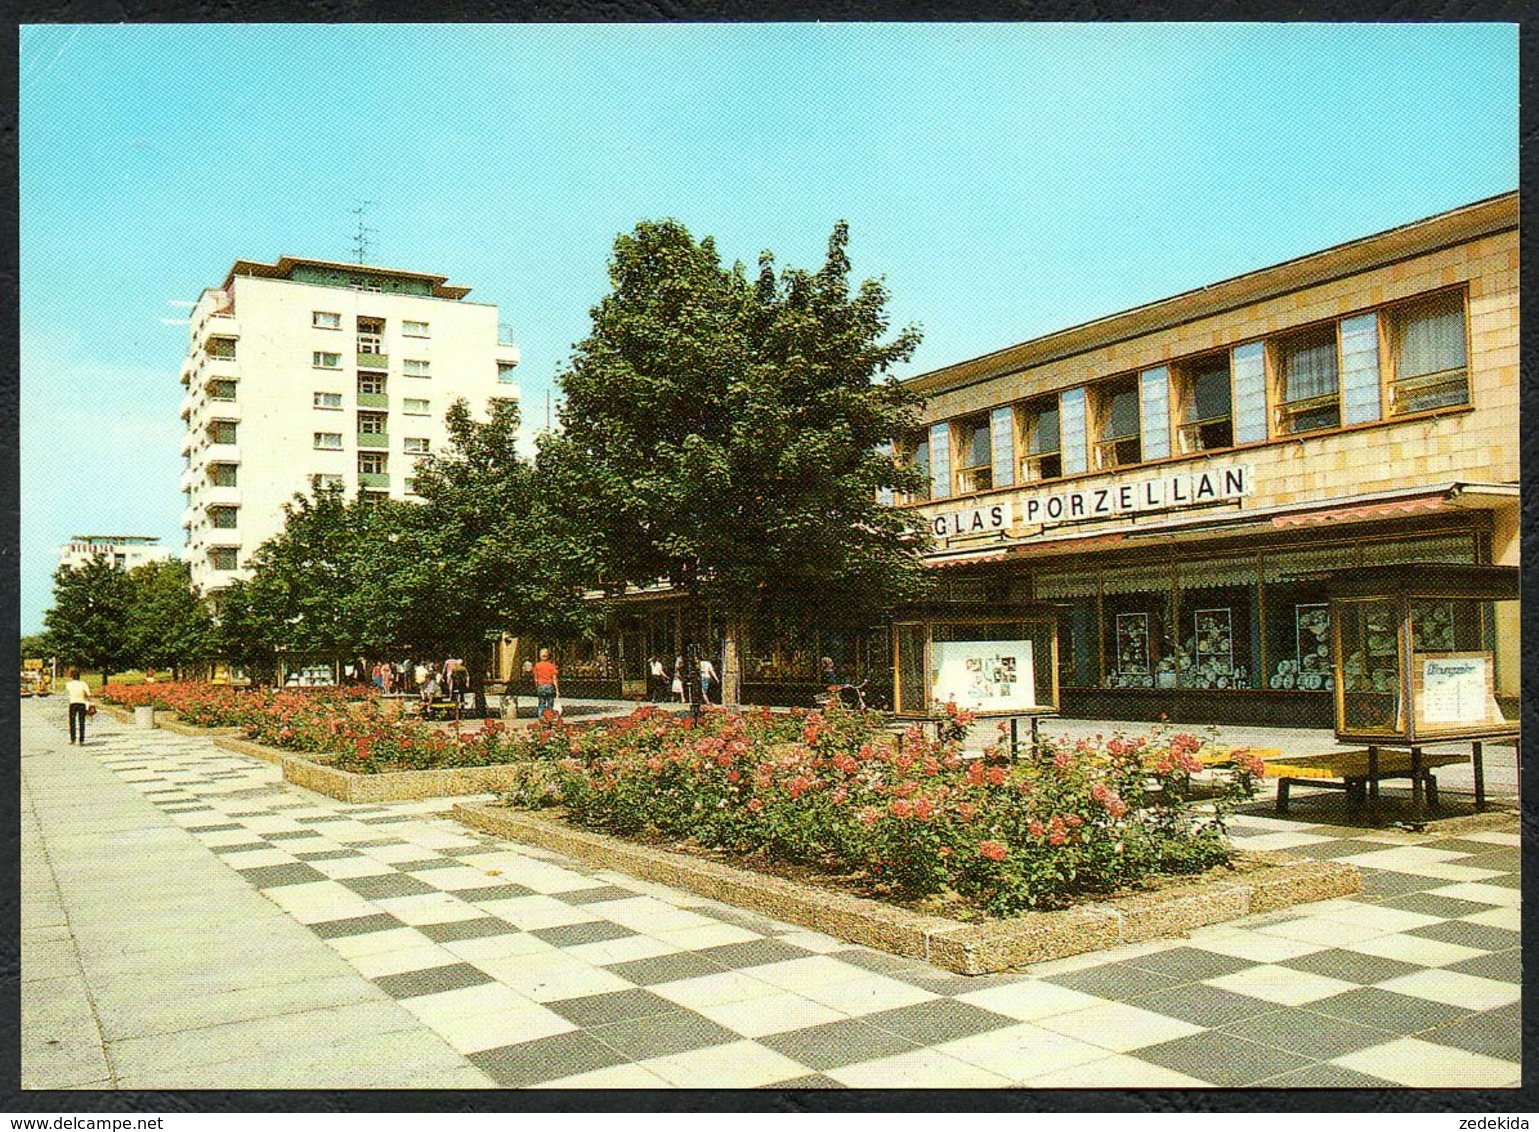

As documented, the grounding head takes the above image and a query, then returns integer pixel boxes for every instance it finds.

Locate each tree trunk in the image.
[722,615,746,711]
[469,640,490,718]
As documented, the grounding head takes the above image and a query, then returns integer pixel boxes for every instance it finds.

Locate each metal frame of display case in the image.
[890,602,1061,752]
[1312,563,1518,813]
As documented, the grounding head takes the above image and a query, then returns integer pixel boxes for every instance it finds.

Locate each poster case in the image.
[1316,564,1519,744]
[891,603,1060,718]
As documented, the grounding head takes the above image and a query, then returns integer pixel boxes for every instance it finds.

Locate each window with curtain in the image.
[1094,376,1141,468]
[953,416,992,494]
[1390,292,1469,414]
[1019,395,1062,482]
[1277,326,1340,434]
[1176,355,1233,452]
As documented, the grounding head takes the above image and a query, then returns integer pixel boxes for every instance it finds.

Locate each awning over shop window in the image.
[924,550,1012,570]
[1271,494,1449,529]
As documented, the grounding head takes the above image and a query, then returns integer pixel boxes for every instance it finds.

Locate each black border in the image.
[3,5,1532,1116]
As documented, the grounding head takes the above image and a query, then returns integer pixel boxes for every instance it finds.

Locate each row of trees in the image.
[31,557,215,685]
[36,219,932,706]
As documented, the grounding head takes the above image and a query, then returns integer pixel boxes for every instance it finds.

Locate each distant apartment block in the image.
[59,535,172,572]
[178,257,521,593]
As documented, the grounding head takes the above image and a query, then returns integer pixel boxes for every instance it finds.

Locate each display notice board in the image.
[1417,653,1500,727]
[930,640,1036,712]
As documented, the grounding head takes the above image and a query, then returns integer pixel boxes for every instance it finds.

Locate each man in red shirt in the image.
[532,649,560,719]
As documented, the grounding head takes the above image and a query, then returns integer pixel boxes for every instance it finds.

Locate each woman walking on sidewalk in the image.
[65,668,92,745]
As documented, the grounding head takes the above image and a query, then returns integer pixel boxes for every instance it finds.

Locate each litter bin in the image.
[134,706,156,729]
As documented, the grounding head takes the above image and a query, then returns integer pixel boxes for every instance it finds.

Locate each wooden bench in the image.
[1264,749,1467,814]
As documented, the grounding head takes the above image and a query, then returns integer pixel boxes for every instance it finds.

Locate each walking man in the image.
[65,667,91,745]
[533,648,561,720]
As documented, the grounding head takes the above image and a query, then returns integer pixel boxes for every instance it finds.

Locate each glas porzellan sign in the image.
[1022,464,1253,527]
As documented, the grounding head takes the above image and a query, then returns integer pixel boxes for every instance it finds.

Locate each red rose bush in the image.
[506,702,1262,915]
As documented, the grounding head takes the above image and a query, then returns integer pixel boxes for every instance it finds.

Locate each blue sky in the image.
[19,23,1517,633]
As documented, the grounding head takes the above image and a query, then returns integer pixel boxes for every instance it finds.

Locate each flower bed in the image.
[505,703,1265,916]
[97,681,570,773]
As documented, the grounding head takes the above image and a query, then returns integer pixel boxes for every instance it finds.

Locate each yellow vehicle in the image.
[21,659,52,697]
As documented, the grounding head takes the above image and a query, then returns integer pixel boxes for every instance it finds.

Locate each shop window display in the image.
[1100,563,1174,689]
[561,637,616,680]
[1173,559,1258,690]
[744,616,817,682]
[1261,542,1356,693]
[1338,598,1402,732]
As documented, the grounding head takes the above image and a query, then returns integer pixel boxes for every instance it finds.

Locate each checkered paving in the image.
[75,714,1520,1088]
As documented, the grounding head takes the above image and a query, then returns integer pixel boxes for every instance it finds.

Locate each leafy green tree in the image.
[219,487,410,679]
[20,632,53,660]
[404,397,600,712]
[209,578,282,686]
[123,559,214,678]
[541,219,929,706]
[42,555,135,684]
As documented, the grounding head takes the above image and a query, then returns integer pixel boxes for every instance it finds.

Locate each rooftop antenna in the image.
[350,201,377,264]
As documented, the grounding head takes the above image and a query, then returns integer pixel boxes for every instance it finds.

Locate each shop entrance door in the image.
[619,629,646,699]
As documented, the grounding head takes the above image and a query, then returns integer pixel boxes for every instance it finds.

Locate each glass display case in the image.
[1323,564,1519,744]
[891,603,1060,718]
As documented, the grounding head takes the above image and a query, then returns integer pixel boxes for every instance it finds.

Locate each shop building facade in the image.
[897,192,1517,726]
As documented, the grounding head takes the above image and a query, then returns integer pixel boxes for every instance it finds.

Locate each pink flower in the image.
[857,806,881,826]
[889,799,914,820]
[978,840,1008,861]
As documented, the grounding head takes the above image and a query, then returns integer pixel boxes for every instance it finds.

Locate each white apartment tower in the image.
[179,257,521,593]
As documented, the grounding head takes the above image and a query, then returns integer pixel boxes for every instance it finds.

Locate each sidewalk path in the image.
[21,699,1520,1090]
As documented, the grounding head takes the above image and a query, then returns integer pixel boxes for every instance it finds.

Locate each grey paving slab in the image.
[1135,1029,1316,1086]
[1419,1002,1522,1063]
[468,1031,629,1088]
[1218,1008,1397,1059]
[758,1017,923,1071]
[1406,919,1521,952]
[1444,949,1522,984]
[1124,946,1256,982]
[1279,948,1423,986]
[1129,983,1280,1028]
[1305,987,1475,1034]
[1044,960,1184,1001]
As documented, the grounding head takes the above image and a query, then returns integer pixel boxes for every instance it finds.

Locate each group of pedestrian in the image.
[366,657,470,704]
[646,653,719,706]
